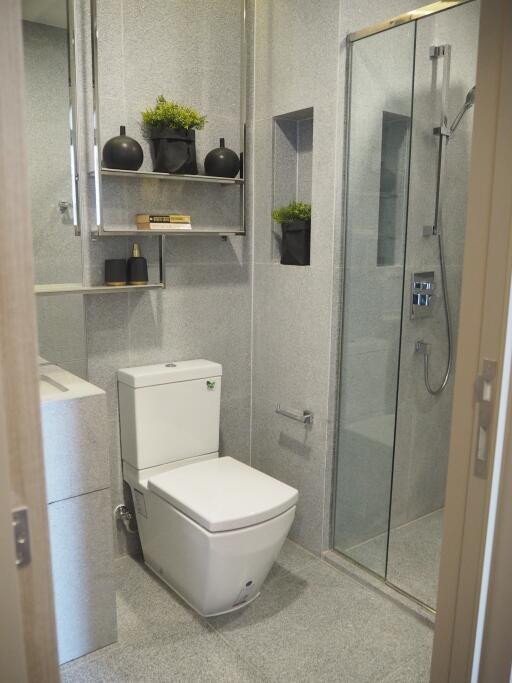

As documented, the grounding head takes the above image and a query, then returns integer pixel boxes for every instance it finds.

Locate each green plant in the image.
[141,95,206,133]
[272,201,312,223]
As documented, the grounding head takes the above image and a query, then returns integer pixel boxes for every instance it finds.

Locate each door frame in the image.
[0,0,59,680]
[430,0,512,679]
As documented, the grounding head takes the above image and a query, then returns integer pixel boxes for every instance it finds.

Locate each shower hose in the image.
[420,226,453,396]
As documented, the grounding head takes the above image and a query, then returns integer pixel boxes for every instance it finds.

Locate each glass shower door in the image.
[333,23,415,576]
[386,0,480,608]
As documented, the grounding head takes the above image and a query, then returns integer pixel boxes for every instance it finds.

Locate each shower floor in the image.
[346,509,444,608]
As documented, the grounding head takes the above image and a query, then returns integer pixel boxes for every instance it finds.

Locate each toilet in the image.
[118,359,298,617]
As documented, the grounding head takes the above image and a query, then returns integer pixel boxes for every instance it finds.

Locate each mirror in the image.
[22,0,82,283]
[22,0,87,378]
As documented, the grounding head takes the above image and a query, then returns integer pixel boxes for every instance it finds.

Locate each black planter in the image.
[148,127,198,174]
[204,138,240,178]
[102,126,143,171]
[280,220,311,266]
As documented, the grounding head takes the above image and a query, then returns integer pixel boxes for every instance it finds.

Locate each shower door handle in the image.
[474,359,497,478]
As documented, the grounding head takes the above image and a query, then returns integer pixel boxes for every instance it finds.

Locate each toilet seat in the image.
[148,456,298,532]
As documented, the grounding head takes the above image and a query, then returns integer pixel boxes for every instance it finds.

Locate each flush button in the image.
[165,363,177,368]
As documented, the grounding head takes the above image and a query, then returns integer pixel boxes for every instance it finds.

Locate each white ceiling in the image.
[22,0,67,29]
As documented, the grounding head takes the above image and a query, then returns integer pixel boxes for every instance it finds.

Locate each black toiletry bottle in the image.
[127,243,148,285]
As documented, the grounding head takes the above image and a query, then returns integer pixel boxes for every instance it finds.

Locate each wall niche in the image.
[272,108,313,265]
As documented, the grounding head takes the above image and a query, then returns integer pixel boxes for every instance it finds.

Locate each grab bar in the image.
[275,404,314,425]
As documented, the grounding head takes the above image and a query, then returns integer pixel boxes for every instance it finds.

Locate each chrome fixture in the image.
[415,48,476,395]
[411,271,435,318]
[114,504,138,534]
[276,404,314,425]
[58,200,72,213]
[450,85,476,134]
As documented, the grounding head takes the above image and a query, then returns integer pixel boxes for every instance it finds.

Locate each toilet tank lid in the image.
[118,360,222,388]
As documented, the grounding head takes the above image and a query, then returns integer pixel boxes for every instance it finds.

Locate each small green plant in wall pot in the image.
[272,201,312,266]
[141,95,207,175]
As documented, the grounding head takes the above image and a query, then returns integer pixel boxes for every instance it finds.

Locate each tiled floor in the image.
[61,541,434,683]
[347,510,444,608]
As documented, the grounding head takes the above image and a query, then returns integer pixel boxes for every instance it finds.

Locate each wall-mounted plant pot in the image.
[148,127,198,174]
[281,220,311,266]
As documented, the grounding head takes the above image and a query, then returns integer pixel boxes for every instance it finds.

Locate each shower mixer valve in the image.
[411,271,436,319]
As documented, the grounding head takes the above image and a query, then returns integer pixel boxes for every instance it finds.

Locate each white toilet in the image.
[118,359,298,617]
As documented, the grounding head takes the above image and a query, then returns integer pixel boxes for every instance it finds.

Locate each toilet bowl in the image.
[118,360,298,616]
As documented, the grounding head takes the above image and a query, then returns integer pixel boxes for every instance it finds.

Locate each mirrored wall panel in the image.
[22,0,87,377]
[22,0,82,283]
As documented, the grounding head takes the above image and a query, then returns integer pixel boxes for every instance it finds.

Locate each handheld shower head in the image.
[465,85,476,106]
[449,85,476,134]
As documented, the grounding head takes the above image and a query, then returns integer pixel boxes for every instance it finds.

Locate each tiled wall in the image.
[249,0,429,555]
[43,0,475,562]
[76,0,251,556]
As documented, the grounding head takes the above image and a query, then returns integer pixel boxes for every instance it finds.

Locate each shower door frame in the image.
[331,0,477,610]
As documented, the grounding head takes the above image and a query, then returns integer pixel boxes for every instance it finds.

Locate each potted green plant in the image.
[141,95,206,174]
[272,201,312,265]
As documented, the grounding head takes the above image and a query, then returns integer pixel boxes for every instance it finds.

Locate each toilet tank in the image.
[118,360,222,470]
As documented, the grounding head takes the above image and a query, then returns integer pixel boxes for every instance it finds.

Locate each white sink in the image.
[39,363,103,403]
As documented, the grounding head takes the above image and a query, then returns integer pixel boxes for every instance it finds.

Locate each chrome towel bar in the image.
[276,404,314,425]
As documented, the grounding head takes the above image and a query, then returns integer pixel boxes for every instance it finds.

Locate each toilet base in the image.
[145,557,262,617]
[125,476,295,616]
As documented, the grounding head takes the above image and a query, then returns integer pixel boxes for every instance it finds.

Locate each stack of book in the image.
[136,214,192,231]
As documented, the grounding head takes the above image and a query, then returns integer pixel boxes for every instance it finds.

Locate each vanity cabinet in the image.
[40,364,117,664]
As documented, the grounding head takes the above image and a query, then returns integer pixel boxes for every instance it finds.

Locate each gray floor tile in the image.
[265,539,319,586]
[209,557,433,682]
[61,542,433,683]
[60,631,263,683]
[346,510,443,608]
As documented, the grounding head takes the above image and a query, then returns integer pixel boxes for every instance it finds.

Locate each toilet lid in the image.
[148,457,298,532]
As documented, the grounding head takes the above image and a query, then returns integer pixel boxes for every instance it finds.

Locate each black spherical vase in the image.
[102,126,143,171]
[148,127,198,174]
[204,138,240,178]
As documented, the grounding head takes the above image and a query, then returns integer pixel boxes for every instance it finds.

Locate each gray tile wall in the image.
[76,0,252,556]
[249,0,428,555]
[95,0,243,234]
[58,0,474,565]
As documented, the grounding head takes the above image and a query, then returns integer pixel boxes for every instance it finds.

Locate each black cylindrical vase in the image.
[280,221,311,266]
[204,138,240,178]
[127,244,148,285]
[102,126,143,171]
[105,259,127,286]
[149,127,198,174]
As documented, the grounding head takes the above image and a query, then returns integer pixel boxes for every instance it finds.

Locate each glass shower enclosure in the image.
[333,0,480,610]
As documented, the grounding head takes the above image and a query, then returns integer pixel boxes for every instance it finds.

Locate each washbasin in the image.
[40,373,69,397]
[39,362,103,403]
